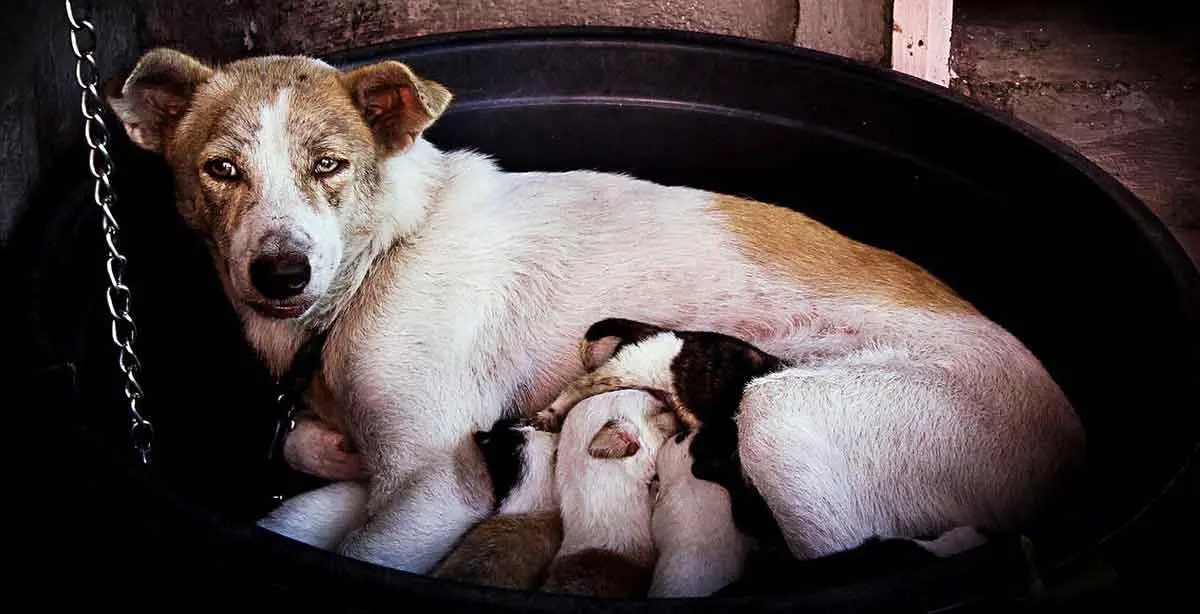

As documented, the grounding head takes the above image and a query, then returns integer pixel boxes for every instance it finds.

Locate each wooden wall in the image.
[0,0,956,246]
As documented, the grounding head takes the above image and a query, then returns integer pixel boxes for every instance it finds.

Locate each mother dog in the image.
[106,49,1086,573]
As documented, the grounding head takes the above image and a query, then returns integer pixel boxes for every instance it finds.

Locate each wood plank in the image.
[795,0,893,67]
[891,0,954,86]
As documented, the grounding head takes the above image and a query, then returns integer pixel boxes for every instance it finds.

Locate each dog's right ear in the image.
[342,60,453,156]
[105,48,213,154]
[579,318,668,371]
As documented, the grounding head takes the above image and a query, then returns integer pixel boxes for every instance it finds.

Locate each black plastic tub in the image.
[7,26,1198,612]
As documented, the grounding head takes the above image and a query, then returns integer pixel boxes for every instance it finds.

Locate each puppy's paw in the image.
[531,409,563,433]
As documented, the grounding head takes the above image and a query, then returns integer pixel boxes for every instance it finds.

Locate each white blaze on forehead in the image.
[228,85,344,312]
[253,88,298,206]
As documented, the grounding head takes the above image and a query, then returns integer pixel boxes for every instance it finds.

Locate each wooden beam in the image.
[891,0,954,86]
[795,0,893,67]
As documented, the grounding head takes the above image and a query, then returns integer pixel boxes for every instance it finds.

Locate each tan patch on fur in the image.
[541,549,655,598]
[715,195,977,313]
[432,510,563,590]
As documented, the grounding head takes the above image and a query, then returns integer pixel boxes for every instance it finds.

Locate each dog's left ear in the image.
[342,61,452,155]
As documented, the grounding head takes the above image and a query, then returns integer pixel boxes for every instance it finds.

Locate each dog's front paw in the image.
[531,409,563,432]
[284,417,369,481]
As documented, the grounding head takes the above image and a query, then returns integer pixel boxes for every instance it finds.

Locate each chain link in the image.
[66,0,153,467]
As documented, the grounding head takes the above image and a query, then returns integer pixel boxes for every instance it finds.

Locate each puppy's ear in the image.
[105,48,213,154]
[588,420,641,459]
[580,318,669,371]
[342,60,452,155]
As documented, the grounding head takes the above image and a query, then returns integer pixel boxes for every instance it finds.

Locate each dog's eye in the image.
[312,157,346,176]
[203,158,240,181]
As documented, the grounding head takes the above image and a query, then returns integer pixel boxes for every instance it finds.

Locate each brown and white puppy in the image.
[431,418,563,590]
[540,391,678,598]
[106,48,1086,574]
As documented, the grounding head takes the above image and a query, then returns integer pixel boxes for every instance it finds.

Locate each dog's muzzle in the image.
[243,231,318,318]
[251,250,311,300]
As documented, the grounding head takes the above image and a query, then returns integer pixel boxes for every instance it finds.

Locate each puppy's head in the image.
[587,411,678,459]
[579,318,669,371]
[575,318,786,423]
[106,48,451,319]
[474,418,558,511]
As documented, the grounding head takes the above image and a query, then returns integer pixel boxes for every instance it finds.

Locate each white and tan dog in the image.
[105,48,1087,575]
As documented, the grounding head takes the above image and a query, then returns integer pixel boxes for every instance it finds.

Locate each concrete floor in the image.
[948,1,1199,266]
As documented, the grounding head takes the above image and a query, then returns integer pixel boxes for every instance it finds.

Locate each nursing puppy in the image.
[540,391,677,598]
[648,431,752,598]
[538,318,1065,561]
[538,318,791,543]
[431,418,563,590]
[106,48,1086,574]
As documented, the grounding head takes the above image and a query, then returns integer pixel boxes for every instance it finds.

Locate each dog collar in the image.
[266,327,331,470]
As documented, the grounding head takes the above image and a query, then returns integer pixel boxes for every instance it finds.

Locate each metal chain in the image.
[66,0,153,467]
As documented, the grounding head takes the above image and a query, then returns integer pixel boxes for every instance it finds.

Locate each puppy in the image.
[107,49,1085,573]
[540,391,678,598]
[647,431,752,598]
[430,418,563,590]
[538,318,1068,562]
[537,318,788,542]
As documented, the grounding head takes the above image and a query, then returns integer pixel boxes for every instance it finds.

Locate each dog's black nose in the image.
[250,251,311,299]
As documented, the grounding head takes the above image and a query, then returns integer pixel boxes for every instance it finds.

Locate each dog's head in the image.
[105,48,452,319]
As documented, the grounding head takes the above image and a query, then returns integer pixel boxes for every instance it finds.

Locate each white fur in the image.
[912,526,990,558]
[735,331,1084,559]
[228,88,342,313]
[540,333,684,427]
[499,427,560,515]
[648,432,750,598]
[257,481,368,550]
[552,391,668,563]
[239,135,1084,573]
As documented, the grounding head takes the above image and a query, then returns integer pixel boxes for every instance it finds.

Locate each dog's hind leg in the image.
[257,481,369,550]
[735,364,1068,560]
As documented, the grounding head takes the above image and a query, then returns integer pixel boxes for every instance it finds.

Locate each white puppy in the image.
[540,391,677,598]
[648,431,752,598]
